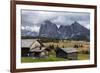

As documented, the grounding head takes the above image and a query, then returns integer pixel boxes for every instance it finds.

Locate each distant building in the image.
[56,48,78,60]
[21,39,48,58]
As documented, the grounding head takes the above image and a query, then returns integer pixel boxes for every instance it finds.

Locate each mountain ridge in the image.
[39,20,90,41]
[21,20,90,41]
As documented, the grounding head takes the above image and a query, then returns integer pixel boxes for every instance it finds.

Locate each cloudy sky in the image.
[21,9,90,32]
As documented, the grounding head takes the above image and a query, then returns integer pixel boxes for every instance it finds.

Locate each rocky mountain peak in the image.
[44,20,52,24]
[71,21,81,26]
[39,20,90,41]
[39,20,59,38]
[22,20,90,41]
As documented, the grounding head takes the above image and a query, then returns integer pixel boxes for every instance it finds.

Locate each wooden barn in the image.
[21,39,48,58]
[56,48,78,60]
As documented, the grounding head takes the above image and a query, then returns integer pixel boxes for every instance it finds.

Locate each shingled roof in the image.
[21,39,44,48]
[60,48,78,53]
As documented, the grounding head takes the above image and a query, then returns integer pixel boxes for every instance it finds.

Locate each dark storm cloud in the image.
[21,10,90,32]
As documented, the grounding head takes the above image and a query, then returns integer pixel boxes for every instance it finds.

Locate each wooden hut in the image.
[21,39,48,58]
[56,48,78,60]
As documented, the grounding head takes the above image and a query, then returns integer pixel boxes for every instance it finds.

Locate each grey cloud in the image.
[21,10,90,29]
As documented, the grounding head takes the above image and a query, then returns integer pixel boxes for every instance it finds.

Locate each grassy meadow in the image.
[21,39,90,63]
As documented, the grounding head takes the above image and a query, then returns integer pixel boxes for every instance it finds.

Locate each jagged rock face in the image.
[22,20,90,41]
[59,25,73,39]
[71,21,89,35]
[39,20,59,38]
[39,20,90,40]
[71,21,90,41]
[59,21,90,39]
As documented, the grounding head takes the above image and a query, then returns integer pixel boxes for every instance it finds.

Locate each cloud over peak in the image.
[21,10,90,32]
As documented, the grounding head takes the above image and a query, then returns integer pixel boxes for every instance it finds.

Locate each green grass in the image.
[21,54,89,63]
[21,56,67,63]
[78,53,90,60]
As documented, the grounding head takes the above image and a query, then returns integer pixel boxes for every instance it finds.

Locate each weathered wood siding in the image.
[56,48,78,60]
[67,52,78,60]
[56,49,67,58]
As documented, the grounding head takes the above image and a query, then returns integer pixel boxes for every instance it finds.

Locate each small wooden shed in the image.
[56,48,78,60]
[21,39,47,58]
